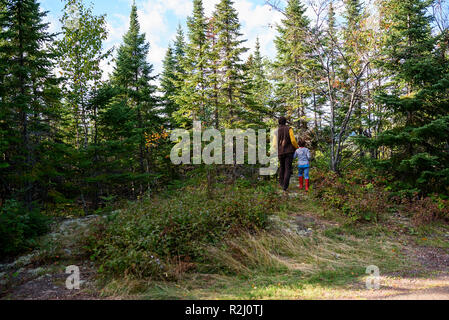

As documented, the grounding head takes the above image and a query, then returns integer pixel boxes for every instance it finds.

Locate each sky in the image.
[40,0,285,80]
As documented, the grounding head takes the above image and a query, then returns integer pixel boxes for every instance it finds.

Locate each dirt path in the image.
[365,246,449,300]
[318,272,449,300]
[286,177,449,300]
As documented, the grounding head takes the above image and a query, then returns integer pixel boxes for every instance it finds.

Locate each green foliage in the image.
[245,38,273,127]
[173,0,211,125]
[1,0,448,263]
[312,169,392,223]
[273,0,313,123]
[367,0,449,194]
[87,182,281,279]
[160,25,186,129]
[0,200,50,256]
[0,0,64,208]
[212,0,251,128]
[56,0,111,149]
[109,3,159,176]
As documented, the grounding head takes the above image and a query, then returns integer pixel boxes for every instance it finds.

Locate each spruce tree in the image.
[273,0,312,129]
[206,15,221,128]
[160,25,186,128]
[175,0,211,126]
[0,0,62,209]
[212,0,249,128]
[173,24,186,77]
[160,45,178,127]
[246,38,272,126]
[111,2,158,176]
[371,0,449,193]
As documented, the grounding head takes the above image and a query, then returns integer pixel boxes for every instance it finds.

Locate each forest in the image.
[0,0,449,300]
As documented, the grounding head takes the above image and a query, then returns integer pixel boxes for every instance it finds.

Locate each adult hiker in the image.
[277,117,299,191]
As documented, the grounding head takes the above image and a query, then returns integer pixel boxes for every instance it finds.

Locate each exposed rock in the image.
[269,215,313,237]
[27,267,46,277]
[1,215,102,300]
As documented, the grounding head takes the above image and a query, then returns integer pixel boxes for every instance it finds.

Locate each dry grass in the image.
[96,224,410,300]
[205,229,402,277]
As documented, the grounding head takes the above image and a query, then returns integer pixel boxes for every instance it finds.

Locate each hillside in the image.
[1,171,448,300]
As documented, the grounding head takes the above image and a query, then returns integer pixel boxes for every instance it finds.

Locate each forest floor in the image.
[1,178,449,300]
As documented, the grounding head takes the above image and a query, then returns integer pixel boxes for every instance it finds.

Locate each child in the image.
[294,139,311,191]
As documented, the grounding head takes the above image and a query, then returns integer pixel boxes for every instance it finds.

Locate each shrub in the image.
[87,182,281,279]
[0,200,50,257]
[312,169,392,222]
[403,196,449,225]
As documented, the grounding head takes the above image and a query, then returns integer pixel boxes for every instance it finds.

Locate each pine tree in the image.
[0,0,62,209]
[175,0,211,126]
[212,0,250,128]
[246,38,272,126]
[160,25,186,128]
[273,0,312,129]
[160,45,178,127]
[111,2,158,176]
[371,0,449,193]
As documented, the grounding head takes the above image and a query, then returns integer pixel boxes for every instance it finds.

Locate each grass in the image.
[92,183,421,300]
[7,175,447,300]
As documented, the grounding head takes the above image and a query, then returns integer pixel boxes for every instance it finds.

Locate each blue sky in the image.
[40,0,285,79]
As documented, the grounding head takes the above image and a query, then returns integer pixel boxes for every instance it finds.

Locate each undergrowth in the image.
[311,168,449,224]
[87,180,282,279]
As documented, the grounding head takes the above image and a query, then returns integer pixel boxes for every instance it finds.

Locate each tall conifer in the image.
[273,0,312,129]
[111,2,158,175]
[0,0,62,208]
[372,0,449,192]
[175,0,210,126]
[212,0,249,128]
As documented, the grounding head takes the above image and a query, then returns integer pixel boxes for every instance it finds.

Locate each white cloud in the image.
[159,0,193,17]
[45,13,62,36]
[204,0,221,15]
[234,0,283,59]
[138,2,169,75]
[103,0,286,79]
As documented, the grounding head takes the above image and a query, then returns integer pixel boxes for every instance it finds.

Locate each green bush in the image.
[0,200,50,256]
[312,169,392,223]
[87,182,281,279]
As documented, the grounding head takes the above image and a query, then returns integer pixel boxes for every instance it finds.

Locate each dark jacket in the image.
[278,125,299,156]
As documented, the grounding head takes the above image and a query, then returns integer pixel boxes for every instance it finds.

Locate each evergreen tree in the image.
[273,0,312,129]
[212,0,250,128]
[160,45,178,127]
[0,0,62,209]
[206,15,221,129]
[160,25,186,128]
[246,38,272,126]
[111,2,158,177]
[370,0,449,193]
[173,24,186,77]
[175,0,211,126]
